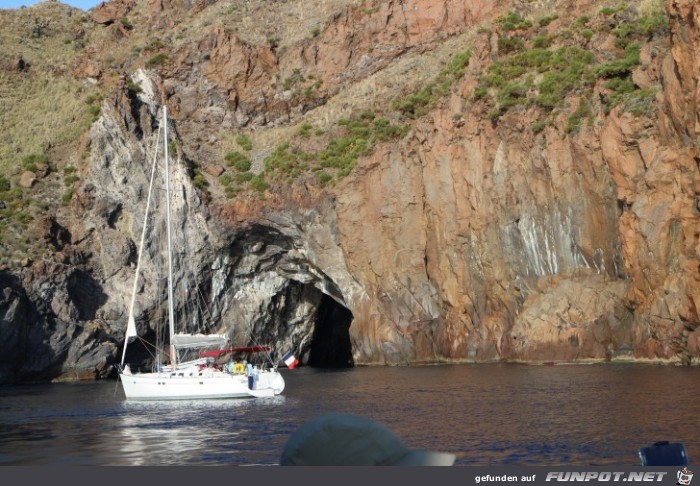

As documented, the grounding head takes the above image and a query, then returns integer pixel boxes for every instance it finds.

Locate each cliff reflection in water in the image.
[0,364,698,465]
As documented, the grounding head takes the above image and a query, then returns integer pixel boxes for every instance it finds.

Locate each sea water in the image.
[0,363,697,466]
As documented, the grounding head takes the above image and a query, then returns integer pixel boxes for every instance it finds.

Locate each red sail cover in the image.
[199,346,271,357]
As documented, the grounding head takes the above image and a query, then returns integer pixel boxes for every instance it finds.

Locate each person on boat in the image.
[231,361,245,374]
[246,361,256,389]
[279,413,456,466]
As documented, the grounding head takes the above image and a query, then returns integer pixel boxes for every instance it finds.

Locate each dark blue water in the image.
[0,363,697,465]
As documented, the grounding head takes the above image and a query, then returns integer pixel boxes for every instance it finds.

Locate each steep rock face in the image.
[161,0,508,161]
[328,0,700,364]
[335,104,629,363]
[0,261,117,382]
[67,70,356,375]
[639,0,700,363]
[99,0,697,370]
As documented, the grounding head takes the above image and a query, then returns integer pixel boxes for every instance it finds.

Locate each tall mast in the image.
[163,105,177,366]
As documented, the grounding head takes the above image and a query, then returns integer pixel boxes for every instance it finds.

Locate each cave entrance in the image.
[221,222,354,368]
[308,293,354,368]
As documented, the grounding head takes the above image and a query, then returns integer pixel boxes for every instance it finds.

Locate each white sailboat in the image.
[118,106,285,400]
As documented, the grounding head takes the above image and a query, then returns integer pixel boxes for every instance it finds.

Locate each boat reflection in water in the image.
[117,396,287,465]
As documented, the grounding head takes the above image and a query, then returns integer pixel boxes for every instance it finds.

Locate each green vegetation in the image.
[538,14,558,27]
[0,0,103,261]
[477,45,595,115]
[317,171,332,186]
[596,44,640,78]
[225,151,251,172]
[235,134,253,151]
[21,154,48,172]
[572,15,590,28]
[250,175,269,192]
[600,5,624,16]
[282,69,305,91]
[145,53,168,68]
[145,38,165,52]
[263,142,310,176]
[215,1,667,195]
[298,122,312,138]
[120,17,133,30]
[566,98,593,133]
[0,75,94,174]
[235,171,254,184]
[596,43,645,113]
[261,115,408,187]
[63,166,79,186]
[125,77,142,95]
[612,6,667,49]
[1,154,52,240]
[303,86,315,98]
[628,87,659,117]
[317,130,369,176]
[192,167,208,191]
[497,37,525,54]
[391,49,471,118]
[471,4,668,128]
[636,12,667,37]
[61,188,74,205]
[499,11,532,31]
[532,35,552,49]
[268,37,280,49]
[531,120,549,133]
[218,148,256,194]
[59,165,79,206]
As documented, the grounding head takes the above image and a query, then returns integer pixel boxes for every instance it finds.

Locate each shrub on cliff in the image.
[236,134,253,151]
[225,151,251,172]
[21,154,48,172]
[391,49,471,119]
[145,53,168,68]
[474,4,664,125]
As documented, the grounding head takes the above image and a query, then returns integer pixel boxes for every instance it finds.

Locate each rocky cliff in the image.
[0,0,698,383]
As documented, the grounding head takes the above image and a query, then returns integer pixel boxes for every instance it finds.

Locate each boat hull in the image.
[119,368,285,400]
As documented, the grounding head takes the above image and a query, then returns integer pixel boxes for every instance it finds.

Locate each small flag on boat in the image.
[283,351,299,369]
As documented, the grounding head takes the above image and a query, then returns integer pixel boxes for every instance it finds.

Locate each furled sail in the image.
[171,333,229,349]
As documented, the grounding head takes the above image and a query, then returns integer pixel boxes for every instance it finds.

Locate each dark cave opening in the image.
[308,293,354,368]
